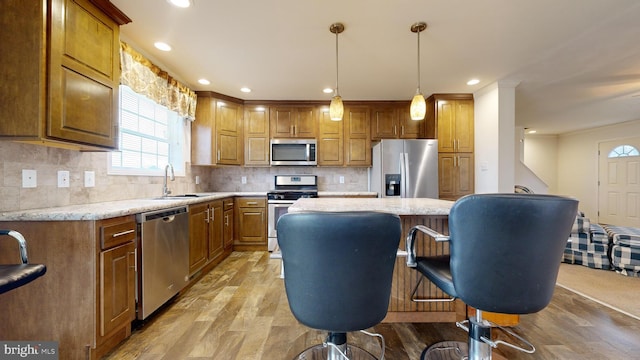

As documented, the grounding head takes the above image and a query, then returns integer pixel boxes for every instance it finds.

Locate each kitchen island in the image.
[288,197,464,323]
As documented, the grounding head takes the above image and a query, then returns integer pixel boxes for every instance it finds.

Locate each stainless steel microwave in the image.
[270,139,317,166]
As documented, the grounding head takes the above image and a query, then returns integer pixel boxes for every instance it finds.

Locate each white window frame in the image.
[108,85,189,177]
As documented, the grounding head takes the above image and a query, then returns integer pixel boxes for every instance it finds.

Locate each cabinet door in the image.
[437,100,456,153]
[456,153,475,197]
[318,108,344,166]
[48,0,119,148]
[188,202,209,274]
[454,100,474,153]
[244,106,270,166]
[216,101,243,165]
[223,201,234,250]
[371,107,398,140]
[270,107,295,137]
[208,201,224,262]
[294,106,317,138]
[398,107,425,139]
[237,207,266,245]
[438,153,474,200]
[344,106,371,166]
[100,242,135,337]
[437,99,474,153]
[192,96,217,165]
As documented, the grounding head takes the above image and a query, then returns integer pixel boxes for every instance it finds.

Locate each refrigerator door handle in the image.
[400,152,409,198]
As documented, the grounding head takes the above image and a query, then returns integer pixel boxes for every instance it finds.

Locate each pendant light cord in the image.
[335,30,340,97]
[416,27,421,92]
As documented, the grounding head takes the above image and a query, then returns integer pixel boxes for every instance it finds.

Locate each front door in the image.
[598,138,640,227]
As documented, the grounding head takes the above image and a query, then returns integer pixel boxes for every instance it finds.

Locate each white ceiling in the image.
[111,0,640,135]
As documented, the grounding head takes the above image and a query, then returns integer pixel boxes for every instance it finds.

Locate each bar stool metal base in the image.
[293,343,377,360]
[420,341,468,360]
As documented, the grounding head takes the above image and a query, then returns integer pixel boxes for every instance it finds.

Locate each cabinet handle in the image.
[130,249,137,271]
[225,214,229,226]
[112,229,135,238]
[394,125,397,136]
[217,149,221,161]
[401,126,404,136]
[246,201,258,205]
[205,208,210,223]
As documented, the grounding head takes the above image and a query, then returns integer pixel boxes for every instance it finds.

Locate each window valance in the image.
[120,41,197,120]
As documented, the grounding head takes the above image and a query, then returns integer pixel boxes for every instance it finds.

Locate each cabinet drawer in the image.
[236,198,266,208]
[100,217,137,250]
[223,198,234,210]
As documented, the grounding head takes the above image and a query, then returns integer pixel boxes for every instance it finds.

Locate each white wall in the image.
[474,84,500,193]
[474,81,518,194]
[557,119,640,219]
[523,134,558,193]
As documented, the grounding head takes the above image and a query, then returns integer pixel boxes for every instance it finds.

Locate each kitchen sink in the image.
[152,194,202,200]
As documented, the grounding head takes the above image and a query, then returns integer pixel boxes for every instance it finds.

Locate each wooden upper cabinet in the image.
[429,95,474,153]
[318,108,344,166]
[192,96,217,165]
[344,106,371,166]
[244,105,270,166]
[0,0,130,150]
[192,92,244,165]
[371,106,399,140]
[398,107,426,139]
[270,106,317,138]
[216,101,243,165]
[371,103,424,140]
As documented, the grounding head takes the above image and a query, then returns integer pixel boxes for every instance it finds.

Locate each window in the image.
[109,85,188,176]
[608,145,640,158]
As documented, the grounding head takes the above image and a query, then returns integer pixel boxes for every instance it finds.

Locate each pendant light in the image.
[329,23,345,121]
[410,22,427,121]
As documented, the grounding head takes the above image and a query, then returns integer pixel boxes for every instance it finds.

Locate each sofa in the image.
[563,212,611,270]
[600,225,640,277]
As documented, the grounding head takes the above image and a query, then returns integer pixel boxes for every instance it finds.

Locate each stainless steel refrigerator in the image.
[370,139,438,198]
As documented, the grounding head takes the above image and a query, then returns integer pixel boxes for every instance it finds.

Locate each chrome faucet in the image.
[163,163,175,197]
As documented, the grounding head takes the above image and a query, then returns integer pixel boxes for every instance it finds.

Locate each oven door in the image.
[267,200,294,251]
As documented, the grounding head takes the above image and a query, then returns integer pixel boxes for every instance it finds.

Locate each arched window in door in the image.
[608,145,640,158]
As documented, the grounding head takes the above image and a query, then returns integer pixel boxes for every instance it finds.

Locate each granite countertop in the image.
[0,191,380,222]
[0,192,263,221]
[289,197,454,216]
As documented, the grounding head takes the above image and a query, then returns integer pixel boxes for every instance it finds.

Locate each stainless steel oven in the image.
[267,200,295,251]
[267,175,318,254]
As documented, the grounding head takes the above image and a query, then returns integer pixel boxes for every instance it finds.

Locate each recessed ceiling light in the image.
[198,79,210,85]
[154,42,172,51]
[467,79,480,86]
[323,88,334,94]
[240,87,252,93]
[167,0,192,8]
[527,130,537,134]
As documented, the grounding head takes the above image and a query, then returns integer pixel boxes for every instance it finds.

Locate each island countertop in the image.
[289,197,454,216]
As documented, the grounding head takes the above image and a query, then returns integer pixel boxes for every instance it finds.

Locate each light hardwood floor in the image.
[104,251,640,359]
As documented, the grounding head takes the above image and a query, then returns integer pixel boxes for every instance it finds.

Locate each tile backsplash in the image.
[0,142,370,212]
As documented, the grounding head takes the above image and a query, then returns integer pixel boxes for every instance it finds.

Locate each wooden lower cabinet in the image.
[0,215,137,359]
[234,197,267,251]
[223,199,234,250]
[438,152,474,201]
[189,199,230,277]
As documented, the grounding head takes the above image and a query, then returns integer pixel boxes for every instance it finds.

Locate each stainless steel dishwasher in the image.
[136,205,189,320]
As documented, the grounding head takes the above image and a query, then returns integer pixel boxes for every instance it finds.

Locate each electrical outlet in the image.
[22,169,37,188]
[195,175,200,185]
[84,171,95,187]
[58,170,70,188]
[339,176,345,184]
[241,176,247,184]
